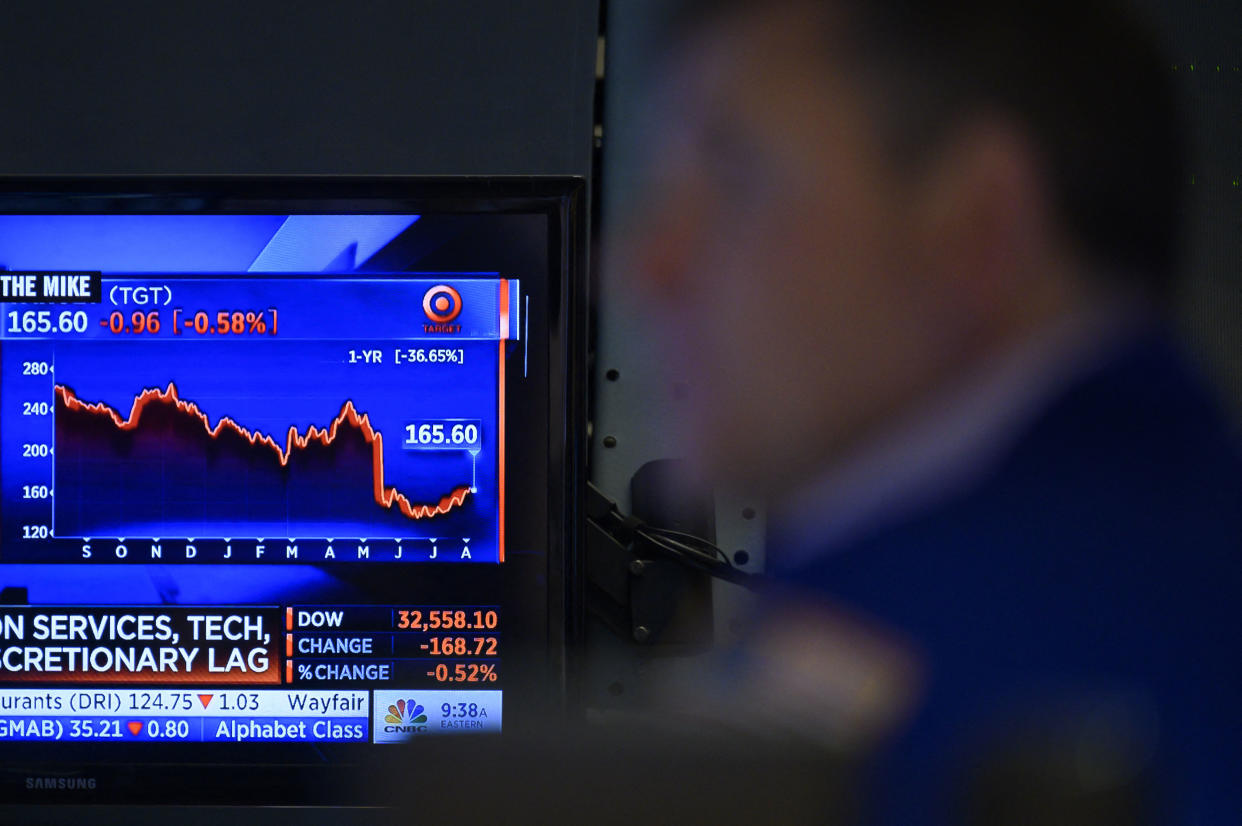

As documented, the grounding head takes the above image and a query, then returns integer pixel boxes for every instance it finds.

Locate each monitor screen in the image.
[0,178,584,807]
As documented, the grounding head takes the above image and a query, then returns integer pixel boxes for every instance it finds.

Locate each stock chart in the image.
[0,274,518,564]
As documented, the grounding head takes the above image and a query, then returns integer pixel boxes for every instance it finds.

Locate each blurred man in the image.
[623,0,1242,822]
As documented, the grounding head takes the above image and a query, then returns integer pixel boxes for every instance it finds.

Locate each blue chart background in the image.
[0,212,537,593]
[49,338,499,546]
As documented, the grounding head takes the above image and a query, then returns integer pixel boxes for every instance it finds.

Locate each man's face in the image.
[623,5,970,495]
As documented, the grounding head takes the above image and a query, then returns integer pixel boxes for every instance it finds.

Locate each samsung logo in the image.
[25,776,97,790]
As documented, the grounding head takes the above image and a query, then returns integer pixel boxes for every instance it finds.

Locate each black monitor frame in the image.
[0,175,587,816]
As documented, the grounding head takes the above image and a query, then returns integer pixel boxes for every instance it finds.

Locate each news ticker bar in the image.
[0,276,521,341]
[0,605,502,688]
[0,606,280,685]
[0,689,501,744]
[283,605,502,688]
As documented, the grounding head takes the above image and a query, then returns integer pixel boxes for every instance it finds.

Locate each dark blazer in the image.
[778,332,1242,824]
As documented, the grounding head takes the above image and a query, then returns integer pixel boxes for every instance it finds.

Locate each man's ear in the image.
[908,117,1054,327]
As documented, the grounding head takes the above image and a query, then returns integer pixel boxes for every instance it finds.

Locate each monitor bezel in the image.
[0,175,587,812]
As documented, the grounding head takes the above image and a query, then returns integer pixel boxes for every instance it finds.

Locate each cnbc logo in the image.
[372,690,503,743]
[383,699,428,735]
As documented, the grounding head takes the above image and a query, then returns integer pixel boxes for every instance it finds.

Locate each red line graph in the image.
[54,382,471,520]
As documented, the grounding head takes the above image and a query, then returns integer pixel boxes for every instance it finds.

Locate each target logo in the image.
[427,280,466,325]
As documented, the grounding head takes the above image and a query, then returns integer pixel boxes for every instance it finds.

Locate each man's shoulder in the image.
[1013,331,1242,493]
[986,331,1242,546]
[785,331,1242,825]
[793,330,1242,621]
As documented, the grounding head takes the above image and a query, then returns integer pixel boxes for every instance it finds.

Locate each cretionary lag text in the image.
[54,383,472,520]
[0,608,280,685]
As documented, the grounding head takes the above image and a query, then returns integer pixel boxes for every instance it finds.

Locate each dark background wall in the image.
[1160,0,1242,414]
[0,1,599,176]
[597,0,1242,415]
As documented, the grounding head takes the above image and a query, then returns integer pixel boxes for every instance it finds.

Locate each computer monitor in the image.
[0,177,585,808]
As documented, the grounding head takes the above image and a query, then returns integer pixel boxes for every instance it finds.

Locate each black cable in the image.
[645,526,731,563]
[638,529,723,567]
[587,481,763,590]
[636,528,760,591]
